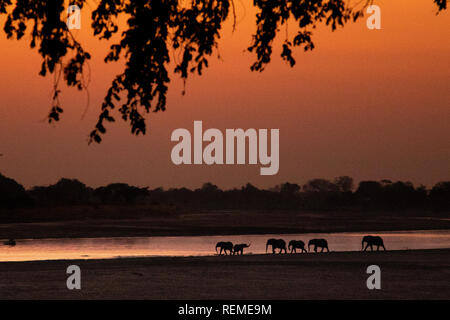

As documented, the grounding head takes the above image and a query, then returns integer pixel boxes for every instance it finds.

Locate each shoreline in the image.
[1,247,449,264]
[2,226,449,242]
[0,210,449,240]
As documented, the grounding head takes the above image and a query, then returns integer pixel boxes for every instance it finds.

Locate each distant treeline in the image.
[0,173,449,211]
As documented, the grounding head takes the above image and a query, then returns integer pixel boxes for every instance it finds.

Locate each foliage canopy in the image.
[0,0,447,142]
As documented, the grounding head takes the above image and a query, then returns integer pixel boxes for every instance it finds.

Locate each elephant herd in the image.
[215,235,386,255]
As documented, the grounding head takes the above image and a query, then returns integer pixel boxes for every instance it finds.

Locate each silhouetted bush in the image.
[429,181,450,211]
[94,183,149,204]
[0,173,32,208]
[29,178,92,205]
[0,172,449,213]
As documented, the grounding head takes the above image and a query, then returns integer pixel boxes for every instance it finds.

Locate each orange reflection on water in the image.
[1,230,449,262]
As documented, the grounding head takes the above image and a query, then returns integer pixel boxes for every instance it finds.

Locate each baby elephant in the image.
[288,240,307,253]
[362,235,386,251]
[308,238,329,252]
[233,243,250,255]
[216,241,233,255]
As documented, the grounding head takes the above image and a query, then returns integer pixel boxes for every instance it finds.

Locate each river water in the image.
[1,230,449,262]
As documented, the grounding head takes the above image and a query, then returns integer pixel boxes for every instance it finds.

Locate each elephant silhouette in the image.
[266,238,287,254]
[215,241,233,255]
[233,243,250,255]
[362,235,386,251]
[288,240,307,253]
[308,238,329,252]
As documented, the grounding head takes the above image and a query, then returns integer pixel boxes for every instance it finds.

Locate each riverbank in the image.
[0,249,449,299]
[0,209,449,239]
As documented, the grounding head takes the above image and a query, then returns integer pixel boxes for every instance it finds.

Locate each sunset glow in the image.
[0,0,448,189]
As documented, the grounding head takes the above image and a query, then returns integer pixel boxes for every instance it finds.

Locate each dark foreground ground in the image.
[0,249,448,299]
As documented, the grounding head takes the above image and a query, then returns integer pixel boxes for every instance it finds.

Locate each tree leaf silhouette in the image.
[0,0,446,143]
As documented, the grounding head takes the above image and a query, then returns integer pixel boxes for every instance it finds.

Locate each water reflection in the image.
[1,230,449,262]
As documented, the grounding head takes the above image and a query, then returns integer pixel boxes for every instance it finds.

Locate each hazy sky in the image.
[0,0,449,190]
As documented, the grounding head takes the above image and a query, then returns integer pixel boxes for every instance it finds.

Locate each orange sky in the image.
[0,0,449,190]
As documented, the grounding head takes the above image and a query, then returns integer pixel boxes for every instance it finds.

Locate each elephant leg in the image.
[370,244,374,251]
[314,246,317,253]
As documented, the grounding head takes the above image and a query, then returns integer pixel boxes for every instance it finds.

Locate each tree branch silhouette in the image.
[0,0,446,143]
